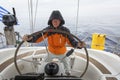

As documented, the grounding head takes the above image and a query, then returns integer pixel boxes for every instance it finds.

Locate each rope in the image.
[33,0,39,28]
[28,0,39,34]
[27,0,39,46]
[28,0,34,33]
[30,0,34,33]
[41,33,50,55]
[28,0,32,33]
[75,0,80,35]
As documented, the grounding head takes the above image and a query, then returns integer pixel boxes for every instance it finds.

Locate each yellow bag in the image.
[91,33,106,50]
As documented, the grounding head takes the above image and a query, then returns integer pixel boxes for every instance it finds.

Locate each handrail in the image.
[0,31,120,56]
[0,33,5,48]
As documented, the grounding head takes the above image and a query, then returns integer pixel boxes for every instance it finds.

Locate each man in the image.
[23,10,85,75]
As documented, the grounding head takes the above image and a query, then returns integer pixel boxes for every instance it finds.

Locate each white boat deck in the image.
[0,47,120,80]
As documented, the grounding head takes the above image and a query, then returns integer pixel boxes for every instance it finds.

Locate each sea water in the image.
[0,16,120,53]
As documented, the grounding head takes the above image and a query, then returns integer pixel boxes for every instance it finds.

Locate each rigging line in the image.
[28,0,32,32]
[76,0,80,35]
[41,33,49,55]
[30,0,34,33]
[33,0,39,28]
[29,0,38,33]
[28,0,31,33]
[28,0,34,46]
[28,0,34,34]
[41,33,50,62]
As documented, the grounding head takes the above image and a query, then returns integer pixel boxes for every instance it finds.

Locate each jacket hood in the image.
[48,10,65,26]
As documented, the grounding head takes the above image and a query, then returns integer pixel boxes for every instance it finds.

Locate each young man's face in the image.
[52,19,61,28]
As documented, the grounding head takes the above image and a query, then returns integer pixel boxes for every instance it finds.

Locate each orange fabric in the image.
[48,33,67,55]
[36,33,48,43]
[48,45,66,55]
[66,38,73,47]
[35,33,71,55]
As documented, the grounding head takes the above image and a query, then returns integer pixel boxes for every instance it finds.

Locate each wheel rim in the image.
[14,29,89,78]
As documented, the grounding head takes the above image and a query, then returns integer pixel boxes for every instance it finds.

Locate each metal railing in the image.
[0,32,5,48]
[0,31,120,56]
[0,32,22,48]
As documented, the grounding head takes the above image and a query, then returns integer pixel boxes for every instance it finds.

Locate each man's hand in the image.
[77,41,86,49]
[22,34,33,41]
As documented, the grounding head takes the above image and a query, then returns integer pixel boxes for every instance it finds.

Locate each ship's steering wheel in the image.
[14,29,89,78]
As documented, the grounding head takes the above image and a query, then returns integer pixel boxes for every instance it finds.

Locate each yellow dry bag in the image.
[91,33,106,50]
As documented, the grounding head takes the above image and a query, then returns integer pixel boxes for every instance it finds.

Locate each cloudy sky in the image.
[0,0,120,34]
[1,0,120,16]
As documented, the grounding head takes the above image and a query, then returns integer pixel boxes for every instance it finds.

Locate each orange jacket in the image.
[35,33,72,55]
[29,26,78,55]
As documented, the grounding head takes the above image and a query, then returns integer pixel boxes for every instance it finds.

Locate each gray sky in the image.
[1,0,120,17]
[0,0,120,34]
